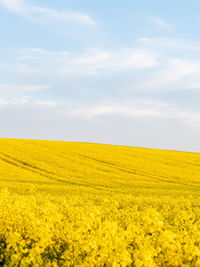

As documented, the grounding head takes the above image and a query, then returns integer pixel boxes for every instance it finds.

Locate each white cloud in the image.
[137,37,200,51]
[2,42,200,104]
[36,101,56,107]
[0,96,57,108]
[151,16,173,31]
[3,45,200,104]
[71,48,158,74]
[0,83,47,94]
[137,37,179,48]
[186,116,200,127]
[10,47,158,79]
[176,112,200,128]
[0,96,30,106]
[138,58,200,91]
[69,100,200,131]
[33,6,95,26]
[0,0,96,26]
[69,100,167,119]
[0,0,23,12]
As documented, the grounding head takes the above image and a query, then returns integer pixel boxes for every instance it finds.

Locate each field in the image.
[1,138,200,266]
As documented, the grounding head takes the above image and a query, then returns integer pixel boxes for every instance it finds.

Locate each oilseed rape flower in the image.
[0,138,200,266]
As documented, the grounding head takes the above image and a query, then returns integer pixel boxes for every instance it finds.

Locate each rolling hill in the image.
[0,138,200,196]
[1,138,200,266]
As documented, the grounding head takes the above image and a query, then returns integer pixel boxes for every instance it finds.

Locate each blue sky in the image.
[1,0,200,152]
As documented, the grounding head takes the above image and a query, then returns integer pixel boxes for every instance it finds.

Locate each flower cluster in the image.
[1,189,200,266]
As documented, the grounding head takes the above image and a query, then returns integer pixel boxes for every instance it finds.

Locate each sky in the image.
[0,0,200,152]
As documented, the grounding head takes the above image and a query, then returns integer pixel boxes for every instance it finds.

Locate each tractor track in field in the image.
[17,142,200,189]
[64,152,200,189]
[0,152,68,184]
[0,150,199,190]
[0,152,122,192]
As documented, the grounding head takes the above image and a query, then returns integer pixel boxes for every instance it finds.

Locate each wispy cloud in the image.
[137,58,200,91]
[137,37,200,51]
[69,99,168,119]
[0,0,96,26]
[3,40,200,102]
[71,105,163,119]
[36,101,56,107]
[69,100,200,132]
[0,0,23,12]
[72,48,158,74]
[151,16,173,31]
[9,47,158,78]
[0,83,47,94]
[0,96,30,106]
[0,96,57,107]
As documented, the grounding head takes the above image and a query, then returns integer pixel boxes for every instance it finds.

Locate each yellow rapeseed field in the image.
[1,138,200,266]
